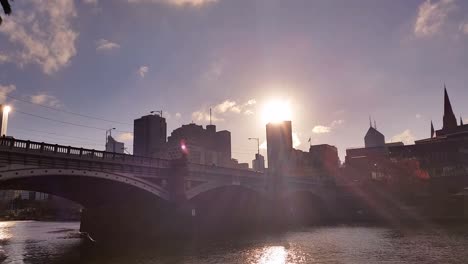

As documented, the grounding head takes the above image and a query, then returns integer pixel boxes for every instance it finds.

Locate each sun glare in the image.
[262,99,292,124]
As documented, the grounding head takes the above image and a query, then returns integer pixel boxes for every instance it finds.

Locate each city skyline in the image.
[1,0,468,163]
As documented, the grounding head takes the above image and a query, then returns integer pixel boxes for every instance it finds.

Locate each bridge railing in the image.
[0,137,171,167]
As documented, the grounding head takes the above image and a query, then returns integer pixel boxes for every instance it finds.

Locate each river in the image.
[1,221,468,263]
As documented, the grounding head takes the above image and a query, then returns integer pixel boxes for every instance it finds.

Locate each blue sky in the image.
[1,0,468,163]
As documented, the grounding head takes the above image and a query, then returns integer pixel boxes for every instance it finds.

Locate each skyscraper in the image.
[133,114,167,157]
[266,121,293,169]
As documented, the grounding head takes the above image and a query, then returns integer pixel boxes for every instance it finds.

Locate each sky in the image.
[1,0,468,164]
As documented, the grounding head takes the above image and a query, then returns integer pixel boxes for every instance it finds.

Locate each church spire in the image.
[431,121,435,138]
[443,85,457,131]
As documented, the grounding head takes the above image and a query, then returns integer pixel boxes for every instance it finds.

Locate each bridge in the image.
[0,137,339,241]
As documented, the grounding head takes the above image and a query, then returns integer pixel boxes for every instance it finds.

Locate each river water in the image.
[1,221,468,263]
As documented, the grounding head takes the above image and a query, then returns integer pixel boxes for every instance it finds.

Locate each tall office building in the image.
[266,121,293,169]
[133,114,167,157]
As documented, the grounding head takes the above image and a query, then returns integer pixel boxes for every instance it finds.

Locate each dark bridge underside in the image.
[0,177,333,241]
[0,175,165,208]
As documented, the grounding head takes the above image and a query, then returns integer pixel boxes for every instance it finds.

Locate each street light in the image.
[248,137,260,155]
[1,105,11,136]
[105,128,116,149]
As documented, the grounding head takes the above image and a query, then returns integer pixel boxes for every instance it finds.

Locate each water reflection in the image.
[2,222,468,263]
[257,246,287,264]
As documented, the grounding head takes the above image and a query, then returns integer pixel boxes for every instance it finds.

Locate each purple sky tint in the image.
[1,0,468,163]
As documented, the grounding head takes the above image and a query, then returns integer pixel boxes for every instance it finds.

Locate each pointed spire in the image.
[369,116,372,128]
[443,85,457,131]
[431,121,435,138]
[374,120,377,130]
[461,116,464,126]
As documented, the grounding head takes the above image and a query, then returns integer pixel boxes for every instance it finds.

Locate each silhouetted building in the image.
[388,87,468,191]
[266,121,293,170]
[166,123,231,166]
[365,123,385,148]
[133,114,167,157]
[309,144,340,176]
[252,153,265,172]
[106,135,124,153]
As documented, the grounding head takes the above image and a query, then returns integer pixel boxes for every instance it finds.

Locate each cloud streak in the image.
[96,39,120,51]
[192,99,256,122]
[391,129,415,145]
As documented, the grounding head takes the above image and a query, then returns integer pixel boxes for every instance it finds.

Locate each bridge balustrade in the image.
[0,137,171,168]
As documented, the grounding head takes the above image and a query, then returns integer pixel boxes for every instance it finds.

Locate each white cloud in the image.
[259,140,267,150]
[192,98,256,122]
[0,84,16,103]
[96,39,120,51]
[312,125,331,134]
[138,66,149,78]
[312,119,344,134]
[214,100,237,113]
[459,22,468,34]
[30,94,62,108]
[0,0,78,74]
[127,0,218,6]
[175,113,182,119]
[391,129,415,145]
[292,132,301,148]
[117,132,134,142]
[416,113,422,119]
[414,0,456,37]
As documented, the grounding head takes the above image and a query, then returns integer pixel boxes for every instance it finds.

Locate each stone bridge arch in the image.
[0,165,170,207]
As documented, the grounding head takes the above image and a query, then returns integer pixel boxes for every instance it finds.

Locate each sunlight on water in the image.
[256,246,287,264]
[0,221,14,240]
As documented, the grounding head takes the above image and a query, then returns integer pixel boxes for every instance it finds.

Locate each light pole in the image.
[248,137,260,155]
[1,105,11,137]
[105,128,116,150]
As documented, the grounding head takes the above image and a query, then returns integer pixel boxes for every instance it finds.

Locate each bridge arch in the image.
[0,166,170,207]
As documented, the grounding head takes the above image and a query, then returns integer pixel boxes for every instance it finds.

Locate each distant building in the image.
[106,135,124,153]
[388,87,468,191]
[365,125,385,148]
[166,123,232,166]
[252,153,265,172]
[309,144,340,176]
[133,114,167,157]
[266,121,293,170]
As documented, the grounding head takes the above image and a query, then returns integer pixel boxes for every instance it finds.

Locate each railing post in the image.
[40,142,44,153]
[9,138,14,149]
[54,144,58,153]
[79,148,83,157]
[26,140,30,150]
[67,146,71,154]
[91,150,95,159]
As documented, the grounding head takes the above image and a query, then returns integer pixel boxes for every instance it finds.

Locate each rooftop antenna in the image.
[369,116,372,128]
[209,108,212,125]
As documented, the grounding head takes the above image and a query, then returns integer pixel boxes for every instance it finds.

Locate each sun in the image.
[261,99,292,124]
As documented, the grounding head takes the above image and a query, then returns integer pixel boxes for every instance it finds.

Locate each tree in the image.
[0,0,12,25]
